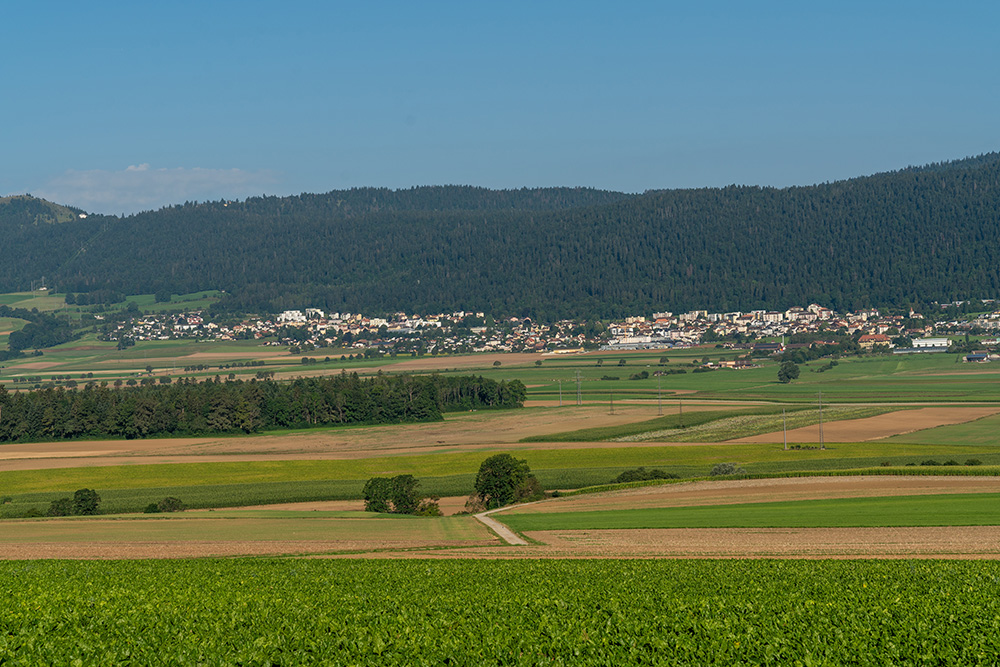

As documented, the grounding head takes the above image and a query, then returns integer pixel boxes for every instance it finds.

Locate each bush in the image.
[157,497,185,512]
[363,475,425,515]
[920,460,941,467]
[73,488,101,515]
[415,498,442,517]
[143,503,160,514]
[942,460,960,466]
[612,467,680,484]
[710,462,747,477]
[47,498,73,517]
[966,459,983,466]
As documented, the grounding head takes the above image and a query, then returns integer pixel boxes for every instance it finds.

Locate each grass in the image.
[0,511,492,545]
[5,440,1000,516]
[617,406,899,442]
[884,412,1000,446]
[498,492,1000,531]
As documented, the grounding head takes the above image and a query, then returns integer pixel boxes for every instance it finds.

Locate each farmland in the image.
[3,559,1000,664]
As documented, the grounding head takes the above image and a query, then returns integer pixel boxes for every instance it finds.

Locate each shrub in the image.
[920,460,941,467]
[73,488,101,515]
[966,459,983,466]
[415,498,442,517]
[47,498,73,517]
[143,503,160,514]
[157,497,185,513]
[612,467,680,484]
[710,462,747,477]
[942,460,960,466]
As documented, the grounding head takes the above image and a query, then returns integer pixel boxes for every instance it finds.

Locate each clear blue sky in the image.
[3,1,998,214]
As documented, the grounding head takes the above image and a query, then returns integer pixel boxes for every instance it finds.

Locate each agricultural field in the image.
[3,559,1000,664]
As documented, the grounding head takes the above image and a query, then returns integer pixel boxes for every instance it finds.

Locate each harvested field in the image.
[0,404,709,471]
[0,513,497,559]
[321,526,1000,559]
[501,475,1000,514]
[731,406,1000,443]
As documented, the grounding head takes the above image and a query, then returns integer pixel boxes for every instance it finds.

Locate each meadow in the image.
[2,559,1000,664]
[498,492,1000,531]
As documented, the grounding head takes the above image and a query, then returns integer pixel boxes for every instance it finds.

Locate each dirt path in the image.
[476,508,528,545]
[731,406,1000,443]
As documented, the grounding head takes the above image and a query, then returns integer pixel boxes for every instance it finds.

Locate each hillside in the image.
[0,195,84,225]
[3,155,1000,318]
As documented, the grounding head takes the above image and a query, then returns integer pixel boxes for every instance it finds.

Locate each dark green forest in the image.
[4,154,1000,318]
[0,374,526,443]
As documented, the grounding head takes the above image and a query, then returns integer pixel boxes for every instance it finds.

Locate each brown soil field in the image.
[501,475,1000,514]
[0,514,496,560]
[0,404,723,471]
[731,406,1000,443]
[323,526,1000,560]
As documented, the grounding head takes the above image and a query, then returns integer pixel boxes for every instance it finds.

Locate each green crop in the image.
[2,560,1000,664]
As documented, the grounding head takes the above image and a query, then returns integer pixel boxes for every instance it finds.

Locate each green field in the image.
[443,351,1000,403]
[885,412,1000,446]
[0,511,489,546]
[4,440,1000,517]
[3,559,1000,664]
[499,493,1000,531]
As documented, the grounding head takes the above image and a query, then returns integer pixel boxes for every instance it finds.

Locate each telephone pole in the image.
[657,375,662,416]
[819,390,825,450]
[782,407,788,451]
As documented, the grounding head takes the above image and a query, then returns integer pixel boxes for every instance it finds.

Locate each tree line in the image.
[0,373,526,443]
[5,154,1000,318]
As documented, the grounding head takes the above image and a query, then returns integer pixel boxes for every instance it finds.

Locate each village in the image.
[96,301,1000,361]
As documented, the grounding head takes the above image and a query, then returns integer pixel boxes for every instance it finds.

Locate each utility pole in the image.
[783,407,788,451]
[819,390,825,450]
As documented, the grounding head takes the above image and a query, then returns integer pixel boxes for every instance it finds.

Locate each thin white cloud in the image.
[34,165,280,214]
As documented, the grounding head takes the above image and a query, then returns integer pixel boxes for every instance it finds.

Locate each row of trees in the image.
[0,374,526,442]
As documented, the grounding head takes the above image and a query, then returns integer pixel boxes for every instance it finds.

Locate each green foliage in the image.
[473,454,541,510]
[611,467,679,483]
[6,560,1000,663]
[0,374,524,443]
[46,497,73,516]
[157,496,185,512]
[710,462,746,477]
[777,360,800,383]
[72,488,101,515]
[362,475,423,514]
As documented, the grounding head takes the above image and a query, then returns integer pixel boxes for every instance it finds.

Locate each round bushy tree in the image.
[473,454,541,510]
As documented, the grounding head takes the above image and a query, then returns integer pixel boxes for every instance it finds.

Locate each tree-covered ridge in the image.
[0,195,83,226]
[0,374,526,443]
[3,153,1000,318]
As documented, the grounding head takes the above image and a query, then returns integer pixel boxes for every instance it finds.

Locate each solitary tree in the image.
[73,488,101,515]
[473,454,542,510]
[777,361,800,384]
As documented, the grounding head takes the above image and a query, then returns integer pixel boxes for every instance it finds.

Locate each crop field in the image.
[498,493,1000,531]
[0,511,495,559]
[3,559,1000,663]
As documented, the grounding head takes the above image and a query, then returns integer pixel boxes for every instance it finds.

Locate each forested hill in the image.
[4,154,1000,318]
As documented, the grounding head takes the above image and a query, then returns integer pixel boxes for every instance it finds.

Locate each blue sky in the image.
[2,1,998,214]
